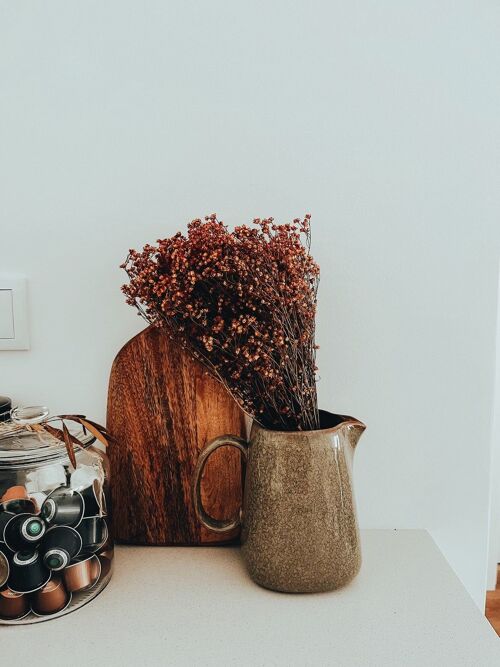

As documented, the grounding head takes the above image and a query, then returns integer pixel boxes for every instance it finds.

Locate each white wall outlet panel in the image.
[0,276,29,350]
[0,290,14,338]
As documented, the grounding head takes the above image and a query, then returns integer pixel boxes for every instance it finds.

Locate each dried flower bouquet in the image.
[122,214,320,431]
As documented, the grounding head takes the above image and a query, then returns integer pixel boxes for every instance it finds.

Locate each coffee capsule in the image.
[28,492,47,514]
[32,577,71,616]
[63,555,101,593]
[41,526,82,571]
[81,480,105,518]
[98,550,113,579]
[0,547,10,587]
[4,513,46,552]
[41,487,84,528]
[89,552,101,583]
[9,550,51,594]
[0,588,29,620]
[76,516,108,555]
[1,485,28,503]
[0,511,14,542]
[0,497,37,515]
[0,486,36,515]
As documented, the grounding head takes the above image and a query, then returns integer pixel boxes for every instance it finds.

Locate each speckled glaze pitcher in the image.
[192,410,365,593]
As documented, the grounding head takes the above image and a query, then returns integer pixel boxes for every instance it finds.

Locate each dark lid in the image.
[0,397,11,422]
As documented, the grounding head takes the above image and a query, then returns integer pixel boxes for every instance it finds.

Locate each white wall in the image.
[1,1,499,607]
[487,265,500,590]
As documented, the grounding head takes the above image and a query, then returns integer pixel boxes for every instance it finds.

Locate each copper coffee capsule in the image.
[0,588,29,620]
[9,550,51,594]
[41,526,82,571]
[98,550,113,579]
[89,553,101,582]
[1,486,28,503]
[41,487,84,528]
[32,577,71,616]
[63,555,101,593]
[4,513,46,552]
[0,547,10,588]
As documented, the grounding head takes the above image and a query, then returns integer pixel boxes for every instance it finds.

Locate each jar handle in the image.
[192,434,248,533]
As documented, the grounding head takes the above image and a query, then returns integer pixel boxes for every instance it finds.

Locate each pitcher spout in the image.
[317,411,366,449]
[345,419,366,449]
[328,414,366,451]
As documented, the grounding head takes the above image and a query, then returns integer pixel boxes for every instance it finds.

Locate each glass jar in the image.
[0,407,113,624]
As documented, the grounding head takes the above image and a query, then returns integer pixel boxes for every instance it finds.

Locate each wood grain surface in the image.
[107,325,246,545]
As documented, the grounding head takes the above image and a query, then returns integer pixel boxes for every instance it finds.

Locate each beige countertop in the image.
[1,529,499,666]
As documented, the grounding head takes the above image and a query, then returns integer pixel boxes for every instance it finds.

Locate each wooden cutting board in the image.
[107,325,245,545]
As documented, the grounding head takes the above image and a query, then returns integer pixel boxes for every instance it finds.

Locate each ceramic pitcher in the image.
[192,410,366,593]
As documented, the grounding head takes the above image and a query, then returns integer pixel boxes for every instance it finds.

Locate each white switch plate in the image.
[0,290,14,338]
[0,276,29,350]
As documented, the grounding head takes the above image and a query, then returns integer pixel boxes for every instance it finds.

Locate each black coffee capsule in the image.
[9,550,51,594]
[81,480,105,518]
[0,511,14,543]
[41,526,82,571]
[4,513,46,552]
[76,517,108,555]
[0,498,37,515]
[41,487,84,528]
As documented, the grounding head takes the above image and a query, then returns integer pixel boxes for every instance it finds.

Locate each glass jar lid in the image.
[0,406,95,469]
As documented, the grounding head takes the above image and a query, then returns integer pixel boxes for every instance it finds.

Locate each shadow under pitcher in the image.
[192,410,366,593]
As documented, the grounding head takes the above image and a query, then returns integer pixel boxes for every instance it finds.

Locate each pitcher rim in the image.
[252,410,366,436]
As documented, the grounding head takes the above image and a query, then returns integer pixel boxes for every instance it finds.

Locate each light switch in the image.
[0,276,29,350]
[0,290,15,338]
